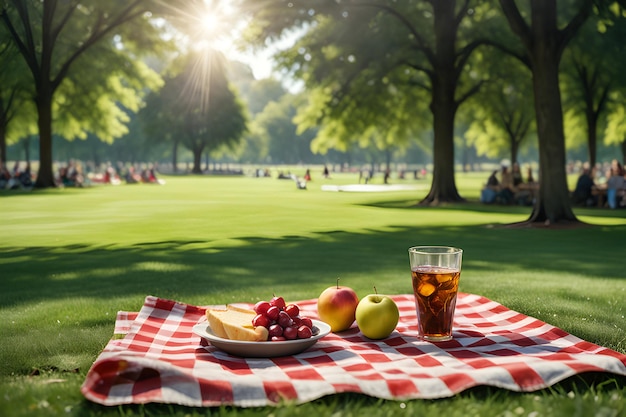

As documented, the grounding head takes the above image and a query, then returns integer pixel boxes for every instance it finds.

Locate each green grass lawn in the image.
[1,171,625,417]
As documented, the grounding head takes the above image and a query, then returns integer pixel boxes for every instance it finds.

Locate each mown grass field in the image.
[1,169,625,416]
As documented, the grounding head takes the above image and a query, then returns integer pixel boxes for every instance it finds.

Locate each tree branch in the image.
[596,82,611,116]
[456,80,485,107]
[479,38,531,69]
[2,1,39,78]
[49,1,78,47]
[559,0,593,52]
[499,0,532,51]
[401,54,434,78]
[51,0,147,91]
[455,39,489,80]
[353,1,436,64]
[454,0,471,28]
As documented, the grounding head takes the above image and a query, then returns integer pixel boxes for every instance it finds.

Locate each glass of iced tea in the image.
[408,246,463,342]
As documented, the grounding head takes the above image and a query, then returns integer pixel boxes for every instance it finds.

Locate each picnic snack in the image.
[355,292,399,340]
[317,282,359,332]
[252,296,317,341]
[207,305,269,342]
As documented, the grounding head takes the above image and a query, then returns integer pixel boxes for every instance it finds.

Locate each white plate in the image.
[193,320,331,358]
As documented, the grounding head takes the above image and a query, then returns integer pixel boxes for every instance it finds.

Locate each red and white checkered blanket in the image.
[81,294,626,407]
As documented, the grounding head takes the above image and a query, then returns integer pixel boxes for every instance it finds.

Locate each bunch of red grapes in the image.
[253,296,317,341]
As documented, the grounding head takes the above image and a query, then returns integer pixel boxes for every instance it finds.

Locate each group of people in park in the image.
[0,160,33,189]
[572,159,625,209]
[0,159,164,189]
[96,162,162,185]
[57,159,86,187]
[480,158,626,209]
[481,162,536,206]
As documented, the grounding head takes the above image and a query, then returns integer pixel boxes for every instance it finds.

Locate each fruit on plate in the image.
[317,279,359,332]
[253,295,317,341]
[206,305,269,341]
[355,290,399,340]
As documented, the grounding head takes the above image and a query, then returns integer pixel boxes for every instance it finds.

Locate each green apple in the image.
[355,293,399,339]
[317,282,359,332]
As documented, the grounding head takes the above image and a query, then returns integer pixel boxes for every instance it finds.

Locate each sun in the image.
[196,12,223,41]
[187,0,241,46]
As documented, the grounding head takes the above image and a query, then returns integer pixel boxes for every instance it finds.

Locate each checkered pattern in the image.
[81,294,626,407]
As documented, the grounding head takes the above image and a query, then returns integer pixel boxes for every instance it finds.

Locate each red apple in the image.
[317,280,359,332]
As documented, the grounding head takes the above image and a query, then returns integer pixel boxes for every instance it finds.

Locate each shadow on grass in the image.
[2,222,625,309]
[360,198,626,219]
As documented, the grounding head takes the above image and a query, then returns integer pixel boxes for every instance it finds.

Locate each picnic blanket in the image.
[81,294,626,407]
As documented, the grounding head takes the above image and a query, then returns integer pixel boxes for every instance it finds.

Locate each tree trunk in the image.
[191,146,203,174]
[23,137,30,161]
[420,0,463,205]
[422,96,463,204]
[0,122,6,164]
[528,44,577,224]
[172,140,178,173]
[500,0,586,225]
[34,89,57,188]
[510,138,518,166]
[586,109,597,168]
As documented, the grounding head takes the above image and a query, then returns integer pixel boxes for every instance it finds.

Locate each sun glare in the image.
[197,12,222,40]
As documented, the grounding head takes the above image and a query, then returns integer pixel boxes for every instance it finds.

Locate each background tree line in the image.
[2,0,626,225]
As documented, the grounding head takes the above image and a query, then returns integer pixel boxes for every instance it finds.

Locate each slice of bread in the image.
[206,305,269,341]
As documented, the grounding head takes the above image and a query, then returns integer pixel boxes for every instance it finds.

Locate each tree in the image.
[604,92,626,165]
[241,0,497,204]
[498,0,593,225]
[463,49,535,165]
[561,11,626,168]
[141,49,247,174]
[0,28,36,164]
[1,0,167,188]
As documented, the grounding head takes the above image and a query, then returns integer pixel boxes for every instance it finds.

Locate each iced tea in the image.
[411,265,460,341]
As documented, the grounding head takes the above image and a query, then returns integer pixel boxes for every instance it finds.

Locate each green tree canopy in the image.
[561,9,626,167]
[141,49,247,174]
[0,28,36,163]
[1,0,170,187]
[463,48,535,165]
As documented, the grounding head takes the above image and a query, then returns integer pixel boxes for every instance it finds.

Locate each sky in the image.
[192,1,304,83]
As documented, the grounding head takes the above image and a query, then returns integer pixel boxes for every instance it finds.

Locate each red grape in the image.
[283,326,298,340]
[277,311,293,328]
[284,304,299,318]
[297,325,312,339]
[270,296,286,310]
[252,314,270,329]
[268,324,283,338]
[271,336,286,342]
[300,317,313,329]
[266,305,280,321]
[254,301,271,315]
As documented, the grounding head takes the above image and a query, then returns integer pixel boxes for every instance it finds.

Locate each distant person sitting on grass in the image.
[495,164,515,204]
[606,160,625,209]
[0,161,11,189]
[19,161,33,187]
[571,164,596,207]
[480,170,500,204]
[125,166,141,184]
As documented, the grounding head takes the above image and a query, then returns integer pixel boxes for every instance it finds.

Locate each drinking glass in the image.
[408,246,463,342]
